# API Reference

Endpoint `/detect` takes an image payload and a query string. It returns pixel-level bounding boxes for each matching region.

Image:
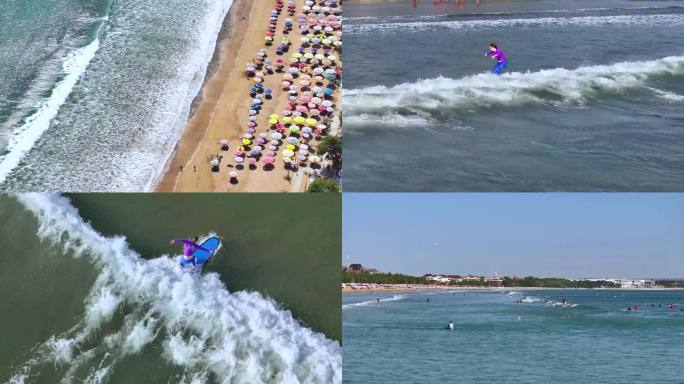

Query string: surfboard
[193,236,221,267]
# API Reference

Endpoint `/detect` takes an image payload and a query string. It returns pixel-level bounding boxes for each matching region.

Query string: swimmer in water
[486,43,508,75]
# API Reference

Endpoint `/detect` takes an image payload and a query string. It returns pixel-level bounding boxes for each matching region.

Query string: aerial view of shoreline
[0,0,341,192]
[158,0,343,192]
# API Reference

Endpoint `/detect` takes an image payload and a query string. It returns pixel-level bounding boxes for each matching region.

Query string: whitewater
[344,56,684,126]
[0,0,234,191]
[9,194,342,384]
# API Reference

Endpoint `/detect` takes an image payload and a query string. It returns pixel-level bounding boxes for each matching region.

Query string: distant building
[490,273,503,287]
[343,264,380,274]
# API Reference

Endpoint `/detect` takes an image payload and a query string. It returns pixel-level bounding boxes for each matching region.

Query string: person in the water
[170,236,210,268]
[486,43,508,75]
[446,321,454,330]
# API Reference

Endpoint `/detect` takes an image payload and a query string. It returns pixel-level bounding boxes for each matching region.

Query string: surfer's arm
[170,239,192,246]
[190,242,211,253]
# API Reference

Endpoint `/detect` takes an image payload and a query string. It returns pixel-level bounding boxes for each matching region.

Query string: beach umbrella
[263,156,274,164]
[246,128,256,134]
[305,118,317,126]
[287,137,299,145]
[269,145,278,151]
[300,144,310,151]
[293,116,306,124]
[266,150,276,157]
[286,144,296,151]
[257,138,266,146]
[283,157,292,164]
[289,125,300,133]
[302,127,313,135]
[283,149,295,157]
[233,150,244,157]
[298,149,309,156]
[229,171,238,178]
[219,139,229,146]
[281,81,291,87]
[234,157,244,163]
[317,124,327,130]
[271,132,283,140]
[322,100,333,107]
[242,139,251,145]
[243,133,253,139]
[282,73,294,81]
[324,88,334,95]
[269,118,278,125]
[309,155,321,163]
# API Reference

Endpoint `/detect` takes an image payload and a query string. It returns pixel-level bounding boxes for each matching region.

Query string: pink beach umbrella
[262,156,275,164]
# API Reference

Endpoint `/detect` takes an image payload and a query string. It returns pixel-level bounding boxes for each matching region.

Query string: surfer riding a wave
[170,236,210,268]
[486,43,508,75]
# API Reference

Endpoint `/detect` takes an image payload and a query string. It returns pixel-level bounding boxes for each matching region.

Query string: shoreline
[342,284,684,294]
[157,0,343,192]
[156,0,255,192]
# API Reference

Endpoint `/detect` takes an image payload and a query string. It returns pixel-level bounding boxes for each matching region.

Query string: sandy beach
[157,0,342,192]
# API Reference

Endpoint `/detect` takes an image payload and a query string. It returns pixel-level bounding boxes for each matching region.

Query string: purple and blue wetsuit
[486,48,508,75]
[172,239,210,267]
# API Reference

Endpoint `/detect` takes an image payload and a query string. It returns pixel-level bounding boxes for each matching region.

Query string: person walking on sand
[486,43,508,75]
[170,236,210,268]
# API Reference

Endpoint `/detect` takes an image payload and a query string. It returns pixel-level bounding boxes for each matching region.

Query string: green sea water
[0,194,341,383]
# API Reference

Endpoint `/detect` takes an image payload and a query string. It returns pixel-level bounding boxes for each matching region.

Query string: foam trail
[342,295,406,310]
[344,56,684,125]
[13,194,341,384]
[345,13,684,34]
[0,36,101,184]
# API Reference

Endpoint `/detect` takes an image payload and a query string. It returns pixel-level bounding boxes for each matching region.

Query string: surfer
[170,237,210,268]
[446,321,454,330]
[485,43,508,75]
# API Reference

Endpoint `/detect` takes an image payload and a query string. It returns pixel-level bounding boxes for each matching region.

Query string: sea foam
[12,193,341,384]
[345,13,684,34]
[344,56,684,126]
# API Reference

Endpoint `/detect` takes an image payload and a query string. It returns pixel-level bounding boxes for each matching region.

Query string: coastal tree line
[343,272,620,288]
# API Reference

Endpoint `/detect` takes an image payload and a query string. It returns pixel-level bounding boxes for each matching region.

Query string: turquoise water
[343,289,684,383]
[0,0,233,191]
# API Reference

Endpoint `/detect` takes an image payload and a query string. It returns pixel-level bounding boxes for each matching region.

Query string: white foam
[520,296,540,303]
[342,294,406,310]
[652,88,684,101]
[0,37,101,184]
[344,56,684,122]
[345,13,684,34]
[13,193,341,384]
[145,0,235,191]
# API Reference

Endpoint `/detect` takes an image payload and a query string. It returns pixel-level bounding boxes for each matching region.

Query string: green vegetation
[317,136,342,169]
[503,276,619,288]
[655,279,684,288]
[317,136,342,156]
[307,178,340,192]
[342,271,425,285]
[342,272,621,288]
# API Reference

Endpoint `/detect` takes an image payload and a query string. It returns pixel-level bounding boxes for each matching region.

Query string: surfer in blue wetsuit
[170,236,210,268]
[486,43,508,75]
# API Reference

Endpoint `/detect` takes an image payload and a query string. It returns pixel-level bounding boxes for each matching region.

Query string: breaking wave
[342,295,406,310]
[345,13,684,34]
[344,56,684,126]
[10,194,341,384]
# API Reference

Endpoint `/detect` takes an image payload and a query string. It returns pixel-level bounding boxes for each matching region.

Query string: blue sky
[343,194,684,278]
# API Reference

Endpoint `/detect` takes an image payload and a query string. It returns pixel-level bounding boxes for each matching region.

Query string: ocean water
[343,0,684,191]
[343,289,684,383]
[0,0,233,191]
[0,194,342,383]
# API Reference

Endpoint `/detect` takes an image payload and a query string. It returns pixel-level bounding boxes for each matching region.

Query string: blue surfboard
[193,236,221,267]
